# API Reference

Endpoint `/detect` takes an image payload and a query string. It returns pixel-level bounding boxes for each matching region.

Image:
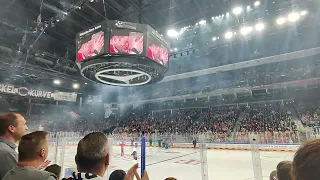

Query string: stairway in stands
[288,107,313,142]
[289,107,305,131]
[230,111,246,137]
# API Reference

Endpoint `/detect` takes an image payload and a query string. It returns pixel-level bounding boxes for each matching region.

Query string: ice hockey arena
[0,0,320,180]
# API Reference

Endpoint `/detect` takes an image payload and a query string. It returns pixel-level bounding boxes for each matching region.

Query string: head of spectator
[276,161,292,180]
[292,139,320,180]
[269,170,277,180]
[0,113,28,143]
[75,132,109,178]
[17,131,49,168]
[45,164,61,180]
[2,131,56,180]
[109,170,126,180]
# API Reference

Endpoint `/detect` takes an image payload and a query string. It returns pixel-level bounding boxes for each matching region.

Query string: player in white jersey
[131,143,138,160]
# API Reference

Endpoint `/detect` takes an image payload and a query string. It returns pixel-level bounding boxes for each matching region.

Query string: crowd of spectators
[295,101,320,127]
[20,104,301,144]
[235,106,298,143]
[115,108,239,135]
[237,107,296,132]
[114,106,300,144]
[11,100,310,145]
[131,61,320,100]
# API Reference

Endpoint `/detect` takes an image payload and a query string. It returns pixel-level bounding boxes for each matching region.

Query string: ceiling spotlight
[300,10,307,16]
[174,48,178,52]
[254,1,260,7]
[89,0,94,2]
[73,83,80,89]
[199,20,207,25]
[167,29,179,38]
[53,79,61,85]
[276,17,286,25]
[212,37,217,41]
[240,26,253,36]
[247,6,251,11]
[232,7,243,15]
[288,12,300,22]
[224,31,233,39]
[255,23,265,31]
[226,12,230,17]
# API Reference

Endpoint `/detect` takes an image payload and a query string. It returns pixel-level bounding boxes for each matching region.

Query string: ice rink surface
[50,145,295,180]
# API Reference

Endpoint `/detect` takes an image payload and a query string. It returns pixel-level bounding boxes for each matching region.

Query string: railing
[48,130,320,146]
[111,130,306,145]
[46,130,320,180]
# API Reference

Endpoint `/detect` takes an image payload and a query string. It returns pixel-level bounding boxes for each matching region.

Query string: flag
[68,111,80,120]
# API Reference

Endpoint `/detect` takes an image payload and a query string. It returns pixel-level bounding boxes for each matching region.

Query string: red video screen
[77,31,105,62]
[109,30,144,55]
[147,35,169,66]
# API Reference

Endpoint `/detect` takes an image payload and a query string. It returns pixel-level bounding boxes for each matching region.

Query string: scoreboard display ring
[79,55,166,86]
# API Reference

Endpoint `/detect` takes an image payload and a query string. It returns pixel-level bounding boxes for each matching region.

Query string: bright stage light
[232,7,243,15]
[167,29,179,38]
[212,37,217,41]
[276,17,286,25]
[255,23,265,31]
[240,26,253,36]
[288,12,300,22]
[224,31,233,39]
[73,83,80,89]
[226,12,230,17]
[300,10,307,16]
[199,20,207,25]
[254,1,260,7]
[174,48,178,52]
[53,79,61,85]
[247,6,251,11]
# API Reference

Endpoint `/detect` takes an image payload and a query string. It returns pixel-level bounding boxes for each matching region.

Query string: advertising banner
[0,83,77,102]
[52,92,77,102]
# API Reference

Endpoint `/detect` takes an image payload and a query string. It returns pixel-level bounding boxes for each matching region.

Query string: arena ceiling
[0,0,317,92]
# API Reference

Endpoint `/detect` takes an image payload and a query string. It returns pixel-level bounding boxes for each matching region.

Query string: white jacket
[62,172,104,180]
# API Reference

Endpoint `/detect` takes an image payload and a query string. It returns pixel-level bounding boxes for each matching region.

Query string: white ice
[49,145,294,180]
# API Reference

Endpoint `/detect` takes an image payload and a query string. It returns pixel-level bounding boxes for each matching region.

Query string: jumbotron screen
[76,20,170,71]
[147,34,169,66]
[77,30,105,62]
[109,30,144,55]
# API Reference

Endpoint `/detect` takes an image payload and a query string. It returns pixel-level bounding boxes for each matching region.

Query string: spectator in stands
[276,161,292,180]
[292,139,320,180]
[269,170,277,180]
[2,131,56,180]
[0,113,28,180]
[64,132,149,180]
[45,164,61,180]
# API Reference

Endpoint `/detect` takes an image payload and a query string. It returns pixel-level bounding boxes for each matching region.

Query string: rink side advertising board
[0,83,77,102]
